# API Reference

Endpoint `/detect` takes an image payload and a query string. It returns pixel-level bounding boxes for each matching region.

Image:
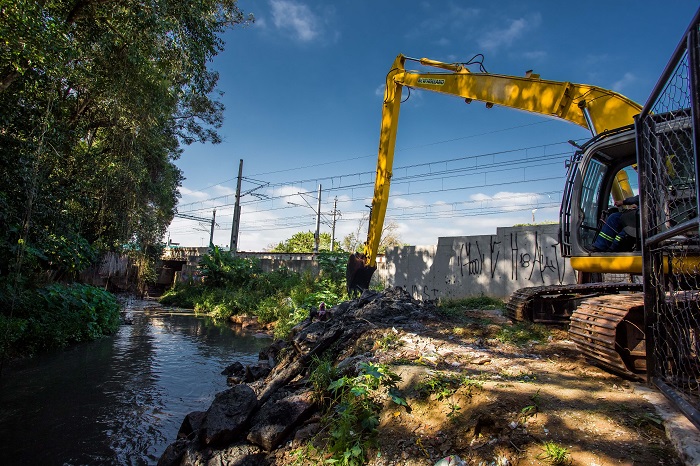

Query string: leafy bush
[1,283,120,357]
[160,248,349,339]
[199,246,262,287]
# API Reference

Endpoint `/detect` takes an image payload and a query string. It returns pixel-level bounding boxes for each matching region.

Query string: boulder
[245,362,271,382]
[199,385,258,448]
[178,411,206,440]
[246,389,316,451]
[221,361,245,377]
[157,438,189,466]
[181,442,268,466]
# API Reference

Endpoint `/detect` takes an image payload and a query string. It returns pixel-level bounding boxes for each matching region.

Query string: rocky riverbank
[158,287,684,466]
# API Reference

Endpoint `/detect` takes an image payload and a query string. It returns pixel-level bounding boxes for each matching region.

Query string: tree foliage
[270,231,334,253]
[0,0,251,280]
[0,1,251,358]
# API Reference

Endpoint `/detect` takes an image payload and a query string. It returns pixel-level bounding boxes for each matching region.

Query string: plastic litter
[434,455,466,466]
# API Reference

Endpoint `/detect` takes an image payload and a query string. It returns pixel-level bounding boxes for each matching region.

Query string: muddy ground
[269,304,683,466]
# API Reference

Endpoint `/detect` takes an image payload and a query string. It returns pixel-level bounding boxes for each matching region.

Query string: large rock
[157,439,189,466]
[178,411,206,440]
[199,385,258,448]
[181,442,268,466]
[246,389,316,451]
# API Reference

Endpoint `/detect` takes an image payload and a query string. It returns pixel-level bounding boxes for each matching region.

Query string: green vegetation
[437,296,504,318]
[160,248,349,339]
[0,1,250,360]
[496,322,550,346]
[416,371,482,401]
[1,283,120,357]
[270,232,333,253]
[539,441,571,465]
[319,362,407,465]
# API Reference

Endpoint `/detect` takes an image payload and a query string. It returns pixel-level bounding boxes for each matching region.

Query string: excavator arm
[347,54,642,294]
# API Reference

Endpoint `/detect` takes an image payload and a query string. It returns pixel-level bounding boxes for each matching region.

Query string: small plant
[519,389,541,424]
[447,402,461,420]
[376,331,401,350]
[322,362,407,465]
[539,441,570,465]
[308,354,338,407]
[416,372,482,402]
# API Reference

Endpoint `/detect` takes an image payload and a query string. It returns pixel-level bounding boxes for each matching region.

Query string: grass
[540,441,570,465]
[416,371,483,401]
[495,322,550,346]
[437,296,504,319]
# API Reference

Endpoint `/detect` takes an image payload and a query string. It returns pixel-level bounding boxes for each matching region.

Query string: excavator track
[505,282,643,324]
[568,293,646,380]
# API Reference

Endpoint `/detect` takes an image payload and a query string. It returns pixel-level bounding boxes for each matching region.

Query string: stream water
[0,301,271,465]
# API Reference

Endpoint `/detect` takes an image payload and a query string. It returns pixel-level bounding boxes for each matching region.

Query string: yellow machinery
[349,10,700,425]
[347,53,642,294]
[348,38,699,382]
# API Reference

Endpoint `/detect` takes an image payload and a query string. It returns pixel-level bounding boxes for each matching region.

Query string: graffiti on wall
[510,231,567,285]
[447,231,567,285]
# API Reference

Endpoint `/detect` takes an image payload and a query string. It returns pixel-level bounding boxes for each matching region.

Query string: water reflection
[0,303,270,465]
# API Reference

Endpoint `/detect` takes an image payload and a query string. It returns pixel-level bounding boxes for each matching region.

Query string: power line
[176,144,570,212]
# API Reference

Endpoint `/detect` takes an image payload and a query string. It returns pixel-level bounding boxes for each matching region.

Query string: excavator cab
[561,110,697,272]
[560,127,642,268]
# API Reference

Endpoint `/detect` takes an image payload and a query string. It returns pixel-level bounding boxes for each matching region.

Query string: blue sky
[167,0,698,250]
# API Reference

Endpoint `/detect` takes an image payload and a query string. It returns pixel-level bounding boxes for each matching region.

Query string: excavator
[347,8,700,387]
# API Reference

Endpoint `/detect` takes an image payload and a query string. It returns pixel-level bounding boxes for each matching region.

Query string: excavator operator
[591,195,639,252]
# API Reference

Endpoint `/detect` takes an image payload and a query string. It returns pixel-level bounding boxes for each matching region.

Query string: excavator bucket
[346,252,376,295]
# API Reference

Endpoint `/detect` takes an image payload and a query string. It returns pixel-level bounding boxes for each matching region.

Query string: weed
[631,412,664,429]
[321,362,407,465]
[376,331,401,350]
[539,441,570,465]
[308,354,338,407]
[416,371,482,402]
[519,390,542,424]
[447,403,461,421]
[437,296,504,320]
[496,322,550,346]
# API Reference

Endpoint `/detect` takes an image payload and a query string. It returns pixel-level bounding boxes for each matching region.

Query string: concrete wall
[383,224,576,300]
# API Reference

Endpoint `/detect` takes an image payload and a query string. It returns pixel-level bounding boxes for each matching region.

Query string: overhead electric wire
[178,152,568,214]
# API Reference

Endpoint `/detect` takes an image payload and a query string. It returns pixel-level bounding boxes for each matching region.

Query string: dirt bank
[161,288,685,466]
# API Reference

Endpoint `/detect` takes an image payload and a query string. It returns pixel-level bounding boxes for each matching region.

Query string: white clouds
[522,50,547,61]
[213,185,236,196]
[269,0,323,42]
[479,13,542,51]
[468,191,542,212]
[611,72,637,93]
[392,197,416,208]
[374,84,386,98]
[179,186,209,200]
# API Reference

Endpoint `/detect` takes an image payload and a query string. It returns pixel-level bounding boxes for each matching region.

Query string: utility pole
[314,184,321,253]
[331,197,339,252]
[230,159,243,254]
[209,209,216,246]
[314,184,322,253]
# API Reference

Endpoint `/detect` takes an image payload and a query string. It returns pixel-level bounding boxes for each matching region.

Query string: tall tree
[0,0,251,279]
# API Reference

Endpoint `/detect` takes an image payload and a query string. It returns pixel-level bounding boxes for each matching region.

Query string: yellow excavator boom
[347,54,642,293]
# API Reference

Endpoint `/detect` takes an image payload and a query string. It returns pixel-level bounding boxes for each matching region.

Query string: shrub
[1,283,120,356]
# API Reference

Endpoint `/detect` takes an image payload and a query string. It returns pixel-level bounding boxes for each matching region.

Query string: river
[0,301,271,465]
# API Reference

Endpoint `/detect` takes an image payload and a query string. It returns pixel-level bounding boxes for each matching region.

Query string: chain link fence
[637,11,700,428]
